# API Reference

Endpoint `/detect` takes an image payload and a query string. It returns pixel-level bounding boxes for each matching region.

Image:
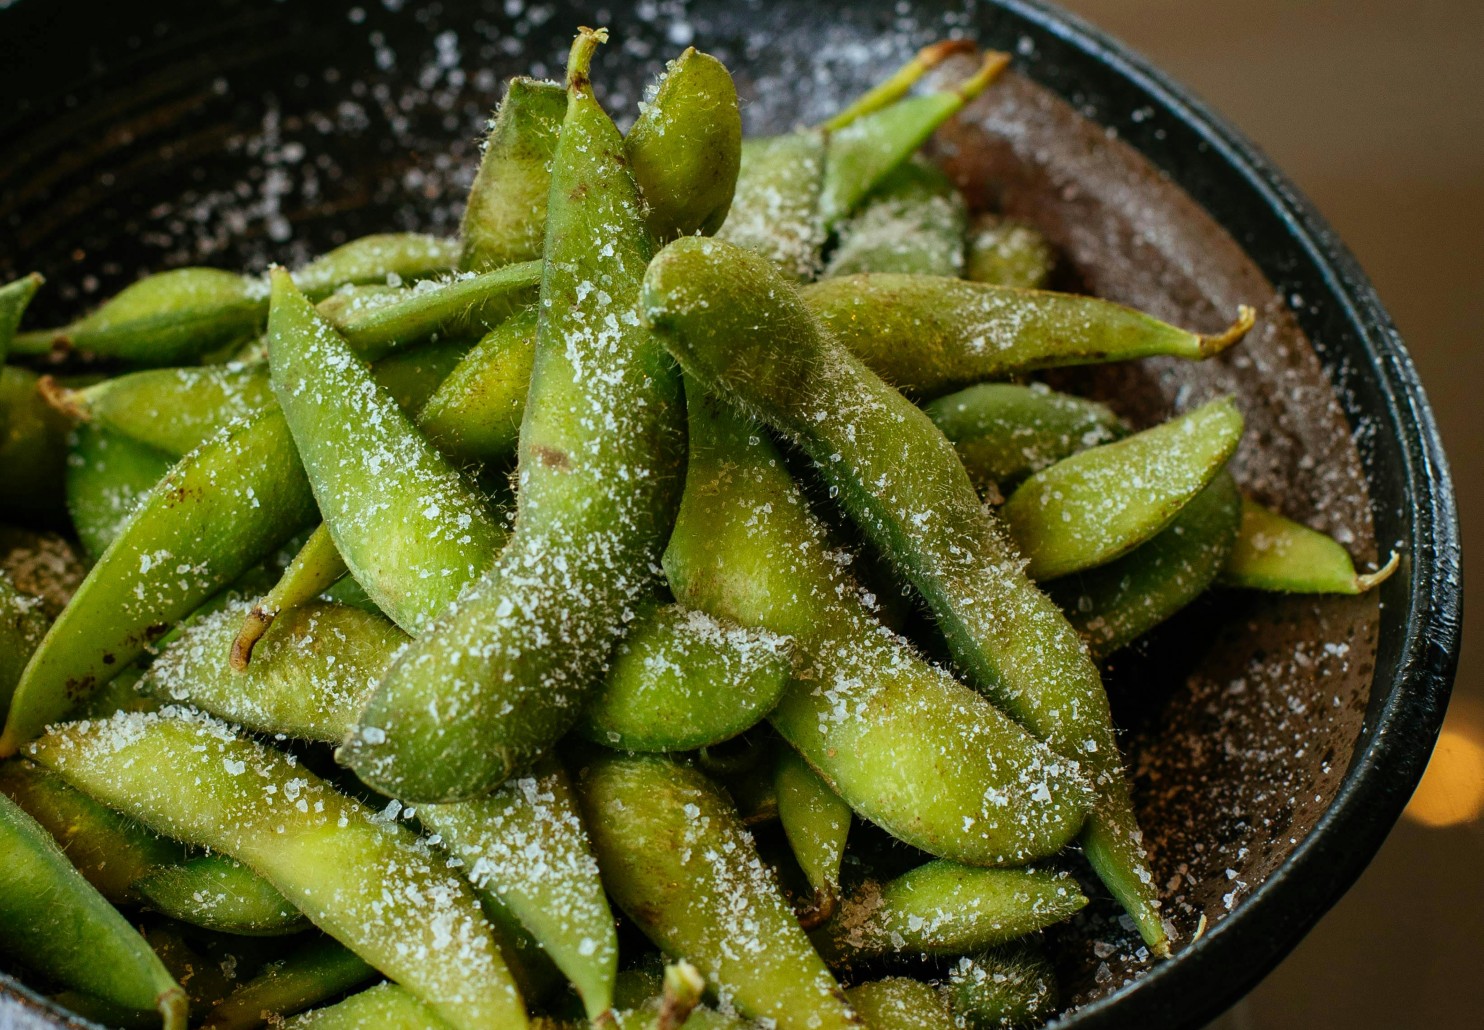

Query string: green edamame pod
[202,937,377,1030]
[1221,496,1399,594]
[823,157,968,278]
[267,270,506,634]
[0,366,70,527]
[1,577,47,718]
[461,78,568,272]
[292,233,460,299]
[1001,397,1245,581]
[0,792,187,1029]
[642,237,1166,956]
[29,709,529,1030]
[801,274,1254,396]
[324,261,541,362]
[965,214,1057,289]
[67,363,275,458]
[774,748,851,927]
[419,756,617,1022]
[924,382,1123,493]
[64,424,176,560]
[577,751,858,1029]
[818,51,1008,227]
[845,978,957,1029]
[1,409,318,754]
[135,854,309,936]
[716,132,829,280]
[418,305,538,468]
[0,273,43,362]
[0,757,184,901]
[625,48,742,241]
[345,29,686,802]
[820,40,977,132]
[577,602,792,752]
[811,859,1086,965]
[1051,472,1242,659]
[664,397,1090,866]
[285,982,453,1029]
[945,946,1058,1030]
[150,600,405,741]
[9,268,264,366]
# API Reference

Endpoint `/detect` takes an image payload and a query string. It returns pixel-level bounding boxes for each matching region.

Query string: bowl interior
[0,1,1452,1028]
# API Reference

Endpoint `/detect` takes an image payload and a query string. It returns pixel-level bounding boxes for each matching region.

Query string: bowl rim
[0,1,1463,1028]
[982,0,1461,1025]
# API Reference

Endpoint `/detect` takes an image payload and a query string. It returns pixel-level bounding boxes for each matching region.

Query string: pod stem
[567,26,609,92]
[1199,304,1257,357]
[158,986,189,1030]
[954,49,1012,103]
[7,328,68,358]
[820,38,977,131]
[35,375,90,421]
[229,605,277,673]
[656,961,705,1030]
[1355,550,1401,592]
[795,885,839,931]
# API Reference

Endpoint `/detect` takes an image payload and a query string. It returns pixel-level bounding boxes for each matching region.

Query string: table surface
[1059,2,1484,1026]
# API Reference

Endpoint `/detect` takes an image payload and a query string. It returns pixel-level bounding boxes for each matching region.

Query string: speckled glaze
[0,1,1459,1028]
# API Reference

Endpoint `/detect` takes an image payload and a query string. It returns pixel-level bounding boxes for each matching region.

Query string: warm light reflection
[1404,701,1484,829]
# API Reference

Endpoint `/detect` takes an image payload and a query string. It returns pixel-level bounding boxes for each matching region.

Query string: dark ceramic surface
[0,1,1459,1027]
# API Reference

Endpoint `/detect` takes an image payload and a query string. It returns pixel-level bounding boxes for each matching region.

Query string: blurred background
[1054,1,1481,1025]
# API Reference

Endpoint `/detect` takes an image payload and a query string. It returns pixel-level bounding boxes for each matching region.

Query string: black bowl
[0,1,1460,1027]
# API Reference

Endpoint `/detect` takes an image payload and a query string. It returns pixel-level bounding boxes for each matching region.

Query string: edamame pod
[576,750,859,1029]
[1,410,318,753]
[1001,397,1245,580]
[0,757,183,901]
[345,29,687,802]
[267,270,506,634]
[64,363,275,458]
[1050,472,1242,659]
[0,792,187,1029]
[324,260,541,361]
[716,132,829,280]
[801,274,1254,396]
[10,268,264,366]
[965,215,1057,289]
[150,600,405,741]
[945,946,1058,1030]
[1,576,46,718]
[0,366,70,527]
[292,233,460,299]
[818,51,1008,227]
[844,978,957,1029]
[642,237,1167,955]
[811,860,1086,965]
[460,78,568,272]
[576,602,792,752]
[923,382,1122,493]
[285,982,454,1029]
[418,305,538,468]
[419,757,617,1022]
[1221,496,1399,594]
[0,272,43,362]
[29,709,529,1030]
[202,937,377,1030]
[823,157,968,278]
[64,424,176,560]
[625,48,742,241]
[664,397,1091,866]
[775,748,851,927]
[135,854,309,936]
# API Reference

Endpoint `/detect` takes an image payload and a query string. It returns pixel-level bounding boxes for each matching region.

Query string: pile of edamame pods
[0,25,1399,1030]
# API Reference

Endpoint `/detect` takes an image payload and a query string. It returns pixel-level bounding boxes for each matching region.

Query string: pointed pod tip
[36,374,89,422]
[1201,304,1257,356]
[917,38,977,68]
[1356,550,1401,592]
[955,49,1012,102]
[230,607,275,673]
